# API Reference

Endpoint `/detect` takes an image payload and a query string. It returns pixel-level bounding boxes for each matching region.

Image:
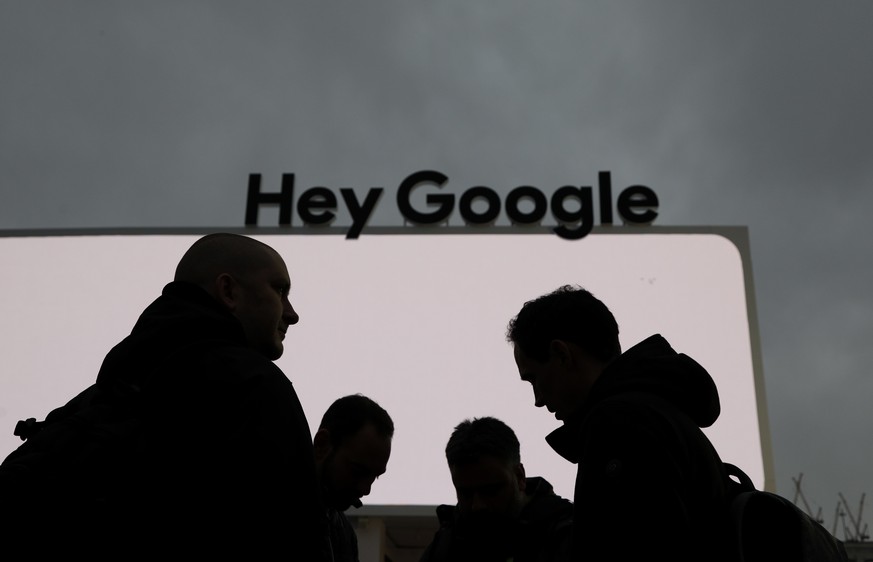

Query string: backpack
[724,462,849,562]
[0,378,147,530]
[601,391,849,561]
[0,339,225,513]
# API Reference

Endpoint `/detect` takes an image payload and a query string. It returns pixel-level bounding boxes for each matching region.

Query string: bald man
[1,233,329,559]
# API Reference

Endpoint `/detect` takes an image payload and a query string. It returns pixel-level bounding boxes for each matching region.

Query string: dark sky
[1,1,871,535]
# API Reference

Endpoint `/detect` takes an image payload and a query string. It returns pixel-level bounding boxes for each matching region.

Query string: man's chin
[267,343,284,361]
[557,408,583,425]
[334,499,361,512]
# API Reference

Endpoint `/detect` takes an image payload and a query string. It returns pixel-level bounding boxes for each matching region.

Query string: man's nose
[284,300,300,325]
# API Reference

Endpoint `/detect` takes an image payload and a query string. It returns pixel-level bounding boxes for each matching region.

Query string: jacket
[327,507,360,562]
[420,476,573,562]
[546,334,731,562]
[2,281,329,560]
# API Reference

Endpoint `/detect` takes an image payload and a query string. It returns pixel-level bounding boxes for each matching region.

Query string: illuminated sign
[0,228,771,504]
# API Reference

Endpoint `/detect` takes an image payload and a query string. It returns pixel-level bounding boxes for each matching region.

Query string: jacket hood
[95,281,247,388]
[585,334,721,428]
[546,334,721,464]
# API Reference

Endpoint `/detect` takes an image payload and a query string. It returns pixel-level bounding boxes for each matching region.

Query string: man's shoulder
[420,506,459,562]
[329,507,355,526]
[435,503,458,526]
[525,476,568,501]
[523,477,573,522]
[327,508,360,562]
[141,340,301,422]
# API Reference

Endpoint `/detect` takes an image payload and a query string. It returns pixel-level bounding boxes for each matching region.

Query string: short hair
[319,394,394,448]
[445,417,520,467]
[506,284,621,363]
[174,233,278,288]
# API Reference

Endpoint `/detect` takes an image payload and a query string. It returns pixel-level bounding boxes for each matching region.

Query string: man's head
[314,394,393,511]
[174,233,299,360]
[507,285,621,422]
[445,417,527,518]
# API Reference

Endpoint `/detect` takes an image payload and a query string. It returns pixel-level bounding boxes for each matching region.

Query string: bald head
[175,233,279,291]
[175,234,299,359]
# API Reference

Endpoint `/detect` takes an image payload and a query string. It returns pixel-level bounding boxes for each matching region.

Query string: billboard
[0,227,771,505]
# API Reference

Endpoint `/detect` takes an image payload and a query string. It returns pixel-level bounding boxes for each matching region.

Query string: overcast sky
[2,1,871,538]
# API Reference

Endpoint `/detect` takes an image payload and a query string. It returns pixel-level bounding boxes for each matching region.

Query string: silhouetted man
[314,394,394,562]
[1,233,329,559]
[507,285,731,562]
[420,417,573,562]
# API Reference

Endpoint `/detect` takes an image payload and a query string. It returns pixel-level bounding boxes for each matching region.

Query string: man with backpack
[1,233,330,560]
[507,285,732,561]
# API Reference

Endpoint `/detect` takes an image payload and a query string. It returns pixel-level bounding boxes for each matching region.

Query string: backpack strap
[13,418,43,441]
[723,462,756,493]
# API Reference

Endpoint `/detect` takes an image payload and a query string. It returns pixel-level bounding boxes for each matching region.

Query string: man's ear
[214,273,238,311]
[515,462,527,493]
[313,428,333,464]
[549,340,571,365]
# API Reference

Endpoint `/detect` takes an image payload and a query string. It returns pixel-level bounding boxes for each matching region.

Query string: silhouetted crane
[792,473,869,542]
[792,473,824,524]
[838,492,868,542]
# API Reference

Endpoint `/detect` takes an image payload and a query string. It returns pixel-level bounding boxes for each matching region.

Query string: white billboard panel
[0,229,770,505]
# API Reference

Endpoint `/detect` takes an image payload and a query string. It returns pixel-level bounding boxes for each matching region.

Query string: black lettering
[505,186,547,224]
[245,171,658,237]
[297,187,337,225]
[396,170,454,224]
[617,185,659,224]
[245,173,294,225]
[551,186,594,240]
[598,171,613,225]
[459,186,501,225]
[341,187,384,240]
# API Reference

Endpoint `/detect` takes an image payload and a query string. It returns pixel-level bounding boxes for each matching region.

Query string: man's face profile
[231,250,299,360]
[514,344,575,421]
[514,341,601,422]
[318,423,391,511]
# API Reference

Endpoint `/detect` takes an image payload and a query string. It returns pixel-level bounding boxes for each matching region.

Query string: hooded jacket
[546,334,730,562]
